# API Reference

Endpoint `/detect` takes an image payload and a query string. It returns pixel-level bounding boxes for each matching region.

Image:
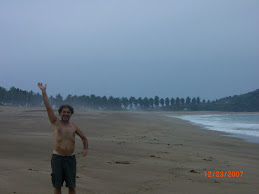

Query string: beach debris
[115,161,131,164]
[28,168,39,172]
[203,158,212,161]
[190,169,199,173]
[76,176,79,178]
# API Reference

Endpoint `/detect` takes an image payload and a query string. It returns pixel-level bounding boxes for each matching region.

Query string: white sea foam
[169,114,259,140]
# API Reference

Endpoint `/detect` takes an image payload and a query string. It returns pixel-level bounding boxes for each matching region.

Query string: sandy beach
[0,106,258,194]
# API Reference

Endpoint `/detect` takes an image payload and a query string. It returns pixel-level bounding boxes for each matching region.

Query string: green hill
[204,89,259,112]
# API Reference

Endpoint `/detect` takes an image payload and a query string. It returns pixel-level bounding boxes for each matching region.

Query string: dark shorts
[51,154,76,188]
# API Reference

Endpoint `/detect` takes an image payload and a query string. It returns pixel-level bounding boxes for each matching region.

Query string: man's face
[60,108,72,122]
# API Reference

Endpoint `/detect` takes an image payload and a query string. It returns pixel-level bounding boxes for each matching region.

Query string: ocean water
[170,114,259,144]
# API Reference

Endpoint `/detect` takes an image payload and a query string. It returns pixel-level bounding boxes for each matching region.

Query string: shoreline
[164,112,259,144]
[0,107,259,193]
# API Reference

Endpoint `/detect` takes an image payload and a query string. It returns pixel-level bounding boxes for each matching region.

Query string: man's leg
[69,188,76,194]
[54,187,61,194]
[51,155,64,194]
[64,156,76,193]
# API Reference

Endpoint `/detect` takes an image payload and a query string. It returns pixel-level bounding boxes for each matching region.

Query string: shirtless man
[38,83,88,194]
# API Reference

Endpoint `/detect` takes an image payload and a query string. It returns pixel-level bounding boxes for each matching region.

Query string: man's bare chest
[53,123,76,139]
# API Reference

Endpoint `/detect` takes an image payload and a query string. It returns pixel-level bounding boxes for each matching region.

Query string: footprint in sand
[158,151,169,154]
[196,152,201,157]
[80,165,87,169]
[118,141,127,144]
[190,169,200,174]
[150,155,161,158]
[203,157,213,161]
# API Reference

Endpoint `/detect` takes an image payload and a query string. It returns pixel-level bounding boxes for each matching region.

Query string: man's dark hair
[58,104,74,114]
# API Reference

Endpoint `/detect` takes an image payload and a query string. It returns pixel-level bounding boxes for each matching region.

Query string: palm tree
[170,98,175,106]
[191,97,196,104]
[90,94,96,109]
[154,96,159,108]
[133,98,138,109]
[160,98,165,107]
[143,97,149,108]
[71,95,79,108]
[186,96,191,105]
[149,98,154,108]
[8,86,18,105]
[138,97,144,108]
[176,97,180,106]
[27,90,34,106]
[95,96,102,109]
[65,94,72,105]
[108,96,114,109]
[114,97,122,110]
[31,92,42,107]
[197,97,201,104]
[129,97,135,109]
[0,87,7,104]
[122,97,129,109]
[165,98,170,107]
[180,98,185,105]
[101,96,108,109]
[55,94,63,107]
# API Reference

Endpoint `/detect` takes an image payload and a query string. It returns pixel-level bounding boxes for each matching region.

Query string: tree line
[0,86,211,110]
[1,86,258,112]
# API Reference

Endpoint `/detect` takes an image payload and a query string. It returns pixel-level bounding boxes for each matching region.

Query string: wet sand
[0,106,258,193]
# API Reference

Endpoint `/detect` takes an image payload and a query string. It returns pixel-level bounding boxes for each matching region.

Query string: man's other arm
[75,124,88,156]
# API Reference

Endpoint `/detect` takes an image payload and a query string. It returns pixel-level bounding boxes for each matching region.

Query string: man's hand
[38,82,46,91]
[79,149,88,157]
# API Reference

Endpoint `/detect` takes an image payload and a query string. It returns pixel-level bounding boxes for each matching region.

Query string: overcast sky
[0,0,258,100]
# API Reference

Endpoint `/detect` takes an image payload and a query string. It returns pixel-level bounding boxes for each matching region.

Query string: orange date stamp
[204,171,243,177]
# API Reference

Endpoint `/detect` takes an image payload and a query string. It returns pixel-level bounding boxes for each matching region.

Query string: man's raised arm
[38,82,57,124]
